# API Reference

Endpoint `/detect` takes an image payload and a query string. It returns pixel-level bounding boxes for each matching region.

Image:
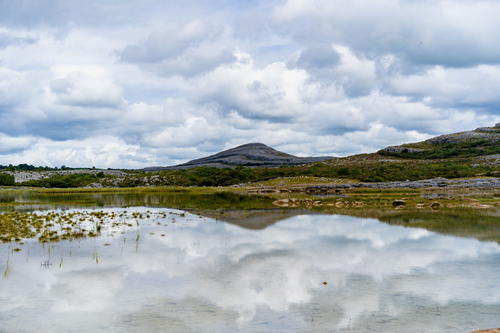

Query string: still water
[1,204,499,332]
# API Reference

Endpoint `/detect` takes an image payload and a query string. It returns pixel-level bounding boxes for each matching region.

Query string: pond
[0,192,499,332]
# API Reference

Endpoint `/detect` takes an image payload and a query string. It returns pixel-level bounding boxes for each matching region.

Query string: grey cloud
[297,43,340,69]
[24,119,116,141]
[0,133,35,154]
[49,77,124,109]
[294,44,377,97]
[387,65,500,113]
[120,26,207,63]
[274,0,500,68]
[120,22,236,77]
[148,47,235,77]
[0,32,37,48]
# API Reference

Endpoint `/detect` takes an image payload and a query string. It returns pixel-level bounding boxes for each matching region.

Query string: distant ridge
[379,123,500,158]
[144,143,333,171]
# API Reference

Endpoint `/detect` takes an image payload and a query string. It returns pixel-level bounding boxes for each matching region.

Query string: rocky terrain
[5,169,126,183]
[144,143,333,171]
[303,177,500,191]
[380,123,500,157]
[244,177,500,195]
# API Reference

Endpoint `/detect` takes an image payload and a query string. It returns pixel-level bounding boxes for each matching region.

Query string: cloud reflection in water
[1,208,499,332]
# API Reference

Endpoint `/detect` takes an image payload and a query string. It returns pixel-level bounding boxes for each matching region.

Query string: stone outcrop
[303,177,500,191]
[426,128,500,144]
[272,198,364,208]
[6,169,126,183]
[380,146,425,154]
[392,200,406,207]
[379,123,500,155]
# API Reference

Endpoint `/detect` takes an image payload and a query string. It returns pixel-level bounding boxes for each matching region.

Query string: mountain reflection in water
[1,207,499,332]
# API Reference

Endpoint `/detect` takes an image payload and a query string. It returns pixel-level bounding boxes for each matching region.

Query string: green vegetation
[0,173,15,186]
[165,166,258,186]
[11,158,496,188]
[380,138,500,159]
[144,160,497,185]
[0,209,171,243]
[0,163,71,171]
[20,173,106,188]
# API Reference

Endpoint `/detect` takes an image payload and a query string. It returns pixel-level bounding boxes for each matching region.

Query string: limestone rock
[392,200,406,207]
[430,202,440,209]
[380,146,426,154]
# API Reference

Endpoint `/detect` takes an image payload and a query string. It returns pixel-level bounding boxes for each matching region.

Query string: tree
[0,173,15,186]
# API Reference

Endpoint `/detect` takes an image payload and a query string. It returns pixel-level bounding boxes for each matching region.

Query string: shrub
[0,173,15,186]
[21,173,99,188]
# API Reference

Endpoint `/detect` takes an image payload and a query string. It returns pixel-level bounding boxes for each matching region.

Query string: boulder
[381,146,425,154]
[430,202,440,209]
[392,200,406,207]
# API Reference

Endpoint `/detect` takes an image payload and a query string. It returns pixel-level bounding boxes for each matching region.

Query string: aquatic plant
[0,209,173,244]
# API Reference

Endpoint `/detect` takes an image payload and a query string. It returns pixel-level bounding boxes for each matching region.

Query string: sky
[0,0,499,168]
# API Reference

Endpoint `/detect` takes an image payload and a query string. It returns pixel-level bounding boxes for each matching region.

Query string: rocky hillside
[379,123,500,159]
[144,143,332,171]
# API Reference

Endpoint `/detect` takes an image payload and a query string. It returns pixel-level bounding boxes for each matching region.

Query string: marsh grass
[0,209,179,243]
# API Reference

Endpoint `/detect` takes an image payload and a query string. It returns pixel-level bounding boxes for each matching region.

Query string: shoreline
[1,176,498,212]
[1,176,499,191]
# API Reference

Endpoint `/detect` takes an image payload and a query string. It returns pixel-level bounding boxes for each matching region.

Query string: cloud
[0,0,499,167]
[0,67,32,109]
[297,43,340,69]
[0,134,36,154]
[0,135,155,168]
[49,69,124,109]
[274,0,500,68]
[194,53,332,120]
[0,31,37,48]
[120,21,236,77]
[294,44,378,97]
[389,64,500,109]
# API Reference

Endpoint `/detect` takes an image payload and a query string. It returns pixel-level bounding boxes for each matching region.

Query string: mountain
[379,123,500,159]
[144,123,500,172]
[144,143,333,171]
